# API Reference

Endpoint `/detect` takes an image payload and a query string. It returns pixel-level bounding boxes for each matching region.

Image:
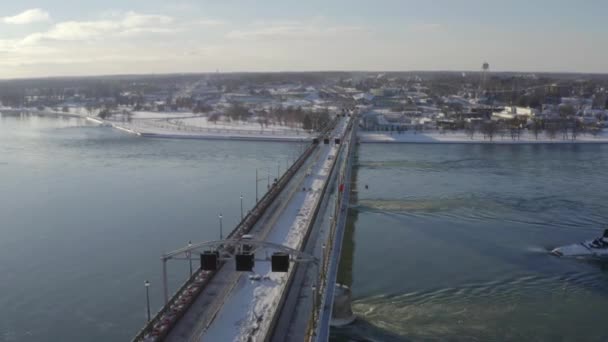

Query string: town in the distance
[2,66,608,144]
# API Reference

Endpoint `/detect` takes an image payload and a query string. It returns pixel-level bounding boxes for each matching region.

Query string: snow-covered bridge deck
[156,117,352,342]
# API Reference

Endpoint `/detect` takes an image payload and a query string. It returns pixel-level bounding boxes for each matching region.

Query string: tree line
[461,117,601,142]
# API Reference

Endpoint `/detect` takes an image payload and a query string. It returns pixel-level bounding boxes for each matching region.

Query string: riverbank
[105,121,310,142]
[110,115,311,142]
[2,108,313,142]
[358,130,608,144]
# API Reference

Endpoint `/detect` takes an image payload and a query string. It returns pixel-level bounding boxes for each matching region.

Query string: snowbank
[359,130,608,144]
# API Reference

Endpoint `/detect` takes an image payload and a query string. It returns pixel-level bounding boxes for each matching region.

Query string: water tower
[481,62,490,87]
[478,62,490,99]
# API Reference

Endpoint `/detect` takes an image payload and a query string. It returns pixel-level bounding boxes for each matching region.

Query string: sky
[0,0,607,78]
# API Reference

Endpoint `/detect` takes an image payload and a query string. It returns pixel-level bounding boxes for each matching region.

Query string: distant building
[492,106,535,120]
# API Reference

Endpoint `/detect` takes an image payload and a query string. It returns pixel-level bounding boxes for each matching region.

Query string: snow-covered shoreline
[358,131,608,144]
[112,113,312,142]
[138,132,309,142]
[2,108,313,142]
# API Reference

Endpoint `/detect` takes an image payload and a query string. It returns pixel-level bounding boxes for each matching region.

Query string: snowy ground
[105,113,312,142]
[359,130,608,144]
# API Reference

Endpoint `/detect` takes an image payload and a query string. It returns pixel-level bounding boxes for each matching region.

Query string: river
[333,143,608,341]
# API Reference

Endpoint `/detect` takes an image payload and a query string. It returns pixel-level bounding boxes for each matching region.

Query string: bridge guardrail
[305,118,357,341]
[265,118,348,342]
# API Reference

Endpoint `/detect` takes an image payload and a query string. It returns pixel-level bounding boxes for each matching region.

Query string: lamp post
[240,194,244,220]
[311,284,317,322]
[322,244,327,273]
[144,280,151,322]
[256,167,272,202]
[219,213,223,240]
[187,241,193,276]
[255,168,258,202]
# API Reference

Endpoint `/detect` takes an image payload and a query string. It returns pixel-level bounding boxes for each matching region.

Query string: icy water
[0,113,299,342]
[333,143,608,342]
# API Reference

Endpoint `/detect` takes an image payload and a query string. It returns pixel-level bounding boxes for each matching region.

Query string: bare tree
[98,108,111,119]
[571,119,581,141]
[546,122,558,140]
[465,123,476,140]
[509,126,517,141]
[208,113,220,124]
[499,122,508,140]
[531,119,542,140]
[85,103,97,117]
[559,104,576,117]
[560,120,569,140]
[481,121,498,141]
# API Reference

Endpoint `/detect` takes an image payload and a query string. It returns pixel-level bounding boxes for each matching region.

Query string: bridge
[133,113,357,342]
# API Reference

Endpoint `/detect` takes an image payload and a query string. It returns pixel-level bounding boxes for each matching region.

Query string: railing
[132,119,338,342]
[264,119,348,342]
[304,118,357,341]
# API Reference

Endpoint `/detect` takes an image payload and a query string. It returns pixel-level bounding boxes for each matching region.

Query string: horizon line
[2,69,608,82]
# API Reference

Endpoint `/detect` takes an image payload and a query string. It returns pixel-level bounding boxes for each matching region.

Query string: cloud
[121,12,173,29]
[226,20,365,40]
[408,23,443,33]
[2,8,50,24]
[196,19,225,26]
[21,12,176,44]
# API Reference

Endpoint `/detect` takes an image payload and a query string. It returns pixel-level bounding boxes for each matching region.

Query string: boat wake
[524,245,551,254]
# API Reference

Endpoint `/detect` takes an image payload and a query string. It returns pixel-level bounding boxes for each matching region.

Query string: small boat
[551,229,608,258]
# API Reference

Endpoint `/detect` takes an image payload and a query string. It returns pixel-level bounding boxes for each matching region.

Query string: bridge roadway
[165,117,350,342]
[315,120,357,340]
[269,117,355,342]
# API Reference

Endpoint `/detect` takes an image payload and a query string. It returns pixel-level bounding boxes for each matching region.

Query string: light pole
[240,195,244,220]
[219,213,223,240]
[256,167,272,202]
[255,168,258,202]
[322,244,327,273]
[187,241,193,277]
[144,280,151,322]
[311,284,317,322]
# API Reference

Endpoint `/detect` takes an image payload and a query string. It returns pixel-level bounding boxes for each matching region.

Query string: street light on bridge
[187,241,193,276]
[144,280,151,322]
[218,213,223,240]
[255,167,273,202]
[240,195,244,220]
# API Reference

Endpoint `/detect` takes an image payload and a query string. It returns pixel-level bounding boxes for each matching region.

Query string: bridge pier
[330,284,355,327]
[162,257,169,304]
